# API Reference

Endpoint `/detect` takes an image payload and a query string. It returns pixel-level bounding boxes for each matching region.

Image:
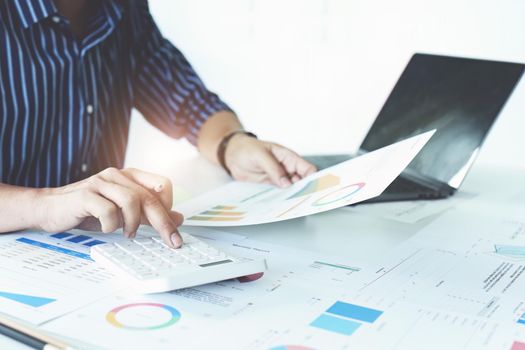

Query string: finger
[270,145,317,179]
[82,192,121,233]
[142,195,183,248]
[97,168,181,246]
[94,180,141,238]
[122,168,173,210]
[99,167,173,212]
[256,148,292,188]
[169,210,185,226]
[77,217,102,232]
[291,174,301,183]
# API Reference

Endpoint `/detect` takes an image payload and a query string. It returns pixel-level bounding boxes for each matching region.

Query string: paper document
[229,210,525,349]
[246,297,525,350]
[176,130,435,226]
[0,230,128,324]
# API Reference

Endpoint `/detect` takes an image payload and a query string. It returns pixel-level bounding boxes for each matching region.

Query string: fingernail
[280,176,292,188]
[154,184,164,192]
[171,233,182,248]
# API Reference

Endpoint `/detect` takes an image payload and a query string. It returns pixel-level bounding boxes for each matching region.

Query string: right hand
[35,167,183,248]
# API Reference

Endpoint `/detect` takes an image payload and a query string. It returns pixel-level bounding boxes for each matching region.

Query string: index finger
[142,195,182,248]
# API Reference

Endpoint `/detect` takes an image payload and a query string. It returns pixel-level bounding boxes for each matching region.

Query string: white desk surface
[2,159,524,349]
[169,157,525,262]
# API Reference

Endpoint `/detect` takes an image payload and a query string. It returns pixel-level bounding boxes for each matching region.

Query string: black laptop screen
[360,54,524,187]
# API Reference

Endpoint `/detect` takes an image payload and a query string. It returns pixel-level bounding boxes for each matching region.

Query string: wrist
[217,130,257,175]
[30,187,54,231]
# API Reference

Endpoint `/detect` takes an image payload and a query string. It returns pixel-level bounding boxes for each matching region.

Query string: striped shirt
[0,0,231,188]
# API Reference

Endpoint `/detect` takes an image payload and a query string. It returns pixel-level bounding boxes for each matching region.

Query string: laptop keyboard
[384,176,439,196]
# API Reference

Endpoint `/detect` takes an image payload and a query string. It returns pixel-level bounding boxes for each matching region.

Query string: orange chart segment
[287,174,341,200]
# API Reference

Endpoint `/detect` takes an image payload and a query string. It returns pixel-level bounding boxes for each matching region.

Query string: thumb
[257,149,292,188]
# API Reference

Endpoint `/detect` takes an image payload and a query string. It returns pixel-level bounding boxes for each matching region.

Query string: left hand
[224,134,317,188]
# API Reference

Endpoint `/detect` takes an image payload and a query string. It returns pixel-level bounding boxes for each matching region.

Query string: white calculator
[90,232,267,293]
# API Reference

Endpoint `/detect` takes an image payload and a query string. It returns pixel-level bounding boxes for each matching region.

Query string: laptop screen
[360,54,524,188]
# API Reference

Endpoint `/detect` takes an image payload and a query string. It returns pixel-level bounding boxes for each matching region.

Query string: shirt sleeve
[131,1,233,145]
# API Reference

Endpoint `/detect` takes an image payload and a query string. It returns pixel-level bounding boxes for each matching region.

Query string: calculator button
[135,272,159,280]
[119,245,143,253]
[96,244,117,252]
[133,238,153,244]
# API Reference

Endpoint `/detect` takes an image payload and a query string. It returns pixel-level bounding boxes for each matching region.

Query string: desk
[2,159,524,349]
[169,157,525,262]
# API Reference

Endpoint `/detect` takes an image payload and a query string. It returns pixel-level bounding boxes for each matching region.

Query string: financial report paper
[176,131,435,227]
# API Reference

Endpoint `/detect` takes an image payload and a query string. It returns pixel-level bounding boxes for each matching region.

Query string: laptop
[305,53,525,203]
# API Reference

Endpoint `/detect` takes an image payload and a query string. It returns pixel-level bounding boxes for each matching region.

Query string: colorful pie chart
[106,303,180,330]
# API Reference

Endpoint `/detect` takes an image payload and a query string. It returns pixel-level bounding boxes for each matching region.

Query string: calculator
[90,232,267,293]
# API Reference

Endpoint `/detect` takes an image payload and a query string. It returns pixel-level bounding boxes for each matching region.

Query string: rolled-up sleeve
[132,2,233,145]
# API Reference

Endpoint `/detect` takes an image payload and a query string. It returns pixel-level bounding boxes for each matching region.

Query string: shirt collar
[13,0,123,30]
[13,0,57,29]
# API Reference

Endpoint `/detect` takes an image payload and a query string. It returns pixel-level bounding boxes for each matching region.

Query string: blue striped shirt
[0,0,231,188]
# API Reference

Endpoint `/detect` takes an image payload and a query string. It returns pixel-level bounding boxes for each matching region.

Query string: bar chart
[51,232,106,248]
[310,301,383,336]
[188,205,246,222]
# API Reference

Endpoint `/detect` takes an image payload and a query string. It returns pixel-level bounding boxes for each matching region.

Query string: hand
[224,135,317,188]
[34,168,183,248]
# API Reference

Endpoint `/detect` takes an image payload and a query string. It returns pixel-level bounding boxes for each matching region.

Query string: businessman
[0,0,316,248]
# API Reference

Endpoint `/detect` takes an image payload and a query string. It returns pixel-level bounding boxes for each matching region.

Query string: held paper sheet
[176,130,435,226]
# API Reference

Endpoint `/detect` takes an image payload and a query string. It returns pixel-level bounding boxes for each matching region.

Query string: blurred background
[125,0,525,173]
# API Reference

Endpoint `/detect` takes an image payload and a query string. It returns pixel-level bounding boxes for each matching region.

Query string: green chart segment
[287,174,341,200]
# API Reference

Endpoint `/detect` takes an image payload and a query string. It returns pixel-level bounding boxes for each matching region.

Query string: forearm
[197,110,243,164]
[0,184,43,233]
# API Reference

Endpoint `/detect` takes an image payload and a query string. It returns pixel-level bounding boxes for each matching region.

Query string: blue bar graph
[326,301,383,323]
[310,314,361,336]
[66,235,91,243]
[51,232,73,239]
[83,240,105,247]
[16,238,93,261]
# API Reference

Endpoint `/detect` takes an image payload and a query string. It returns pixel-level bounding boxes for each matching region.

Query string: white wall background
[125,0,525,172]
